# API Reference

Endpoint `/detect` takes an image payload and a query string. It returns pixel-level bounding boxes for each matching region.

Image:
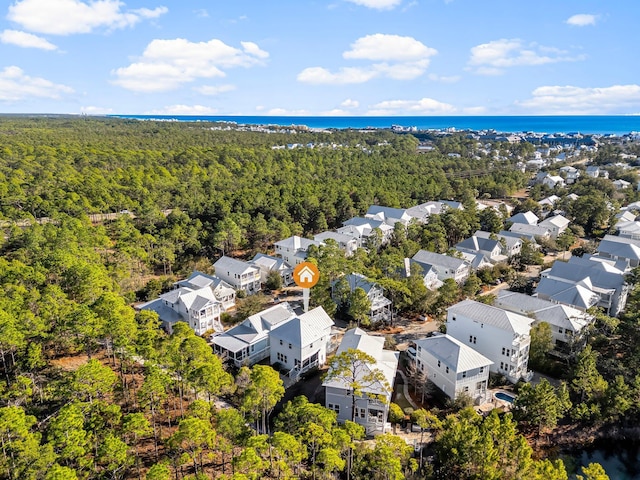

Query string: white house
[365,206,412,227]
[174,271,236,311]
[494,290,594,357]
[509,223,551,240]
[333,273,392,324]
[446,299,534,384]
[596,235,640,268]
[213,256,261,294]
[270,307,334,384]
[406,258,442,290]
[560,166,580,184]
[538,215,570,239]
[274,236,323,266]
[139,284,224,336]
[542,175,566,189]
[324,328,398,435]
[613,179,631,190]
[314,231,358,257]
[250,253,293,286]
[507,211,539,226]
[412,250,471,283]
[211,303,297,367]
[338,217,394,248]
[414,334,492,403]
[616,221,640,240]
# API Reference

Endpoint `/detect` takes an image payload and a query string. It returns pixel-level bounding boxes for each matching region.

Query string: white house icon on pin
[298,266,315,283]
[293,261,320,288]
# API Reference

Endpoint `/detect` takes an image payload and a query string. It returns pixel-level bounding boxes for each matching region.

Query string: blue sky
[0,0,639,116]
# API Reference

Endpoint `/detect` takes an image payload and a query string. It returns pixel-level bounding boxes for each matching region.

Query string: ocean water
[109,115,640,136]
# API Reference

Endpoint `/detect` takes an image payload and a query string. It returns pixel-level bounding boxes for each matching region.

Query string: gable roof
[412,250,469,271]
[314,231,357,245]
[508,211,539,225]
[475,230,522,249]
[456,235,502,253]
[535,278,600,310]
[539,215,570,229]
[597,238,640,261]
[213,256,259,276]
[448,299,534,335]
[270,307,334,346]
[495,290,593,332]
[251,253,291,272]
[415,334,493,373]
[509,223,551,237]
[274,235,322,251]
[323,327,398,396]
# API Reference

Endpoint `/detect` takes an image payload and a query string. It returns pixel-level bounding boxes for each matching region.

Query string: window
[476,381,484,390]
[500,362,504,370]
[280,340,283,345]
[464,386,469,392]
[502,347,506,355]
[356,408,366,419]
[462,371,467,378]
[558,328,563,333]
[446,366,449,373]
[437,360,441,368]
[277,352,288,363]
[469,335,473,343]
[480,366,484,373]
[328,403,340,414]
[289,343,292,349]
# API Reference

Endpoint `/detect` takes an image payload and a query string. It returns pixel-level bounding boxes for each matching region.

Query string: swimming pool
[495,392,516,403]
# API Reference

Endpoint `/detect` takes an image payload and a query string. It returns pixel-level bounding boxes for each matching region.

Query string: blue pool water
[495,392,516,403]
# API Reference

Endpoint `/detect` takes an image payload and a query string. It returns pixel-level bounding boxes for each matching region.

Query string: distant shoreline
[107,114,640,136]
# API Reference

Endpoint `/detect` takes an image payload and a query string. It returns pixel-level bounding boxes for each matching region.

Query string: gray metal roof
[507,211,539,225]
[412,250,468,270]
[415,334,493,373]
[447,299,534,335]
[213,256,259,275]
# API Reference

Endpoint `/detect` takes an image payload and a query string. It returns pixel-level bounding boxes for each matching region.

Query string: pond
[559,440,640,479]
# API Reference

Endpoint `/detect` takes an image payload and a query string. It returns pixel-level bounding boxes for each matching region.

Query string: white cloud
[468,38,584,75]
[194,9,209,18]
[297,66,378,85]
[299,34,437,85]
[7,0,168,35]
[341,98,359,108]
[112,38,268,92]
[428,73,461,83]
[367,97,456,115]
[80,105,113,114]
[344,0,402,10]
[516,85,640,114]
[194,84,236,95]
[0,29,57,50]
[265,108,310,116]
[0,66,74,101]
[566,14,598,27]
[147,104,218,115]
[344,34,437,62]
[321,109,351,116]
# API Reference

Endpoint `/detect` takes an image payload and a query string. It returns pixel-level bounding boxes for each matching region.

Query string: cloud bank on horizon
[0,0,637,116]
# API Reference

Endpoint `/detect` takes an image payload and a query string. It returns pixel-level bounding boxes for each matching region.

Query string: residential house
[538,215,570,239]
[213,256,261,294]
[333,273,392,324]
[314,231,358,257]
[536,259,629,316]
[274,236,323,266]
[559,166,580,184]
[406,201,446,222]
[365,206,412,227]
[446,299,534,384]
[455,235,507,264]
[474,231,522,257]
[412,250,471,283]
[414,334,492,403]
[211,303,297,367]
[439,200,465,211]
[616,221,640,240]
[596,235,640,268]
[507,211,539,226]
[586,166,609,179]
[542,174,566,189]
[494,290,593,356]
[509,223,551,240]
[615,210,636,224]
[538,195,560,209]
[174,271,236,311]
[270,307,335,384]
[338,217,394,247]
[406,258,442,290]
[324,328,398,434]
[613,179,631,190]
[250,253,294,286]
[139,284,223,336]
